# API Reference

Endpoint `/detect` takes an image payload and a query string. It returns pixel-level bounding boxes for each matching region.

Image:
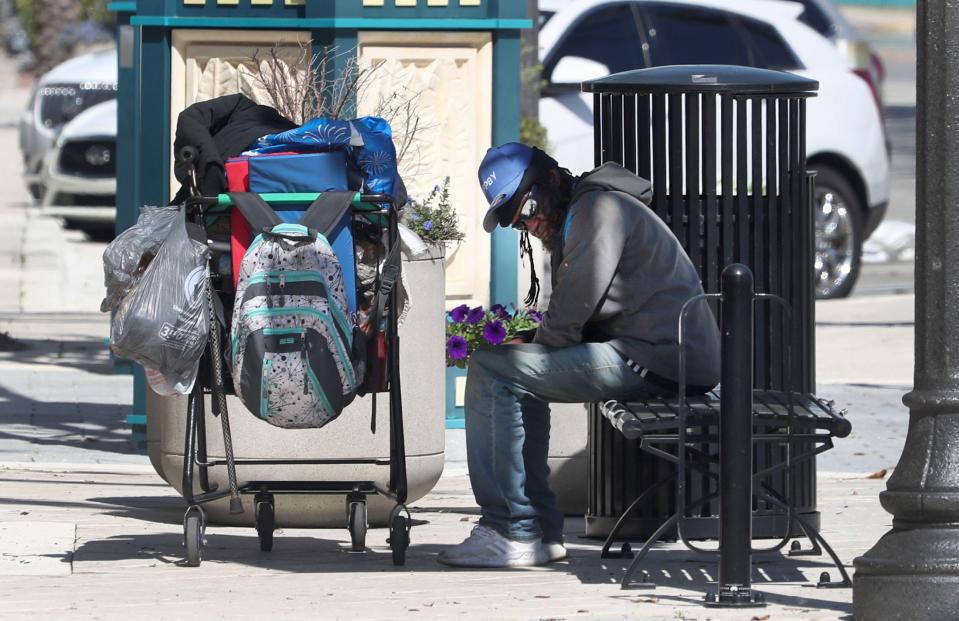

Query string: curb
[0,461,153,474]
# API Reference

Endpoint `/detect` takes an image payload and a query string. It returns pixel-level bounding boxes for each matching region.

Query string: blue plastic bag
[248,116,402,205]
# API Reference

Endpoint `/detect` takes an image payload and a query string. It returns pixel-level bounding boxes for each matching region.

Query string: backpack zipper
[260,358,272,419]
[246,270,331,285]
[238,308,356,391]
[301,332,309,395]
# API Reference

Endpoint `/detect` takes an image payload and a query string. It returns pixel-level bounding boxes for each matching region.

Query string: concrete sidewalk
[0,461,887,621]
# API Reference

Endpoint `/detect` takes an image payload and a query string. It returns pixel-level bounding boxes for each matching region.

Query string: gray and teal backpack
[229,192,365,429]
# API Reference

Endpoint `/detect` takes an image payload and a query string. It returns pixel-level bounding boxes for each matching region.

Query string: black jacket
[535,163,720,387]
[172,94,297,203]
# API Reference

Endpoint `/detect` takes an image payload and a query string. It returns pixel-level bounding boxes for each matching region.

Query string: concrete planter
[147,251,447,527]
[548,404,589,515]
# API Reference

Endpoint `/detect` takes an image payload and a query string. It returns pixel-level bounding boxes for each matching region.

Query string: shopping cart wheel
[389,514,409,566]
[183,506,205,567]
[255,495,275,552]
[348,500,367,552]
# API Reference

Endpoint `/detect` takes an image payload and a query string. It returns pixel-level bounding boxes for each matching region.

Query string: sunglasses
[511,185,541,231]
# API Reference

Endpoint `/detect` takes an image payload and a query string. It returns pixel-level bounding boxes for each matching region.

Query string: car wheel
[811,166,863,300]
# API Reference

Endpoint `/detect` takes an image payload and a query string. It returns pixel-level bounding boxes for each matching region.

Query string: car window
[740,17,803,70]
[38,83,117,130]
[639,4,752,67]
[546,4,645,79]
[790,0,836,38]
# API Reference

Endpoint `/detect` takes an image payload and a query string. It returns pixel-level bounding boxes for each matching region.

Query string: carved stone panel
[358,32,493,307]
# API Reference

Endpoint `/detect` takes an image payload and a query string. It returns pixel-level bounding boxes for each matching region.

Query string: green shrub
[520,116,548,151]
[402,177,465,246]
[16,0,113,48]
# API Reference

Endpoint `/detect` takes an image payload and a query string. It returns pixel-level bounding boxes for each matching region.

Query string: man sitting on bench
[438,142,721,569]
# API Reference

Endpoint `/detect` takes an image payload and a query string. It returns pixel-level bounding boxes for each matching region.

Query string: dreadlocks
[520,165,576,307]
[520,230,539,306]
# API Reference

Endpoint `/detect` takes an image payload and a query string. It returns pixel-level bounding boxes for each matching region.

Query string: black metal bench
[582,66,847,606]
[592,267,853,602]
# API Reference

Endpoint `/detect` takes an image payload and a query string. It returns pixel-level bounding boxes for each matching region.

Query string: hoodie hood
[534,159,720,388]
[571,162,652,206]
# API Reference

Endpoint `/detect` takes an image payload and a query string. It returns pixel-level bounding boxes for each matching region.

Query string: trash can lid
[582,65,819,95]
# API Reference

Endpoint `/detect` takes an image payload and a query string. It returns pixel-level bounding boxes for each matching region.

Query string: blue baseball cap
[478,142,535,232]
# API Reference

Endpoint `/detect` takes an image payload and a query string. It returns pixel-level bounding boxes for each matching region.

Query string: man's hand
[508,328,537,345]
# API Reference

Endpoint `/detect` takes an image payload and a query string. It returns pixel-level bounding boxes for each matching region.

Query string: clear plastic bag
[107,207,210,394]
[101,206,182,313]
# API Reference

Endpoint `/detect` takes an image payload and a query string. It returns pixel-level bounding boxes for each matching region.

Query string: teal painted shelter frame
[109,0,530,439]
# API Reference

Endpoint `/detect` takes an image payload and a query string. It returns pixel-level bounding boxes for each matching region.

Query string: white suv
[19,48,118,231]
[538,0,890,298]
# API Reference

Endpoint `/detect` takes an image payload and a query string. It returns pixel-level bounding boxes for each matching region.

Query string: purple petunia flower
[447,335,468,360]
[483,321,507,345]
[423,220,433,231]
[433,184,441,194]
[410,212,420,221]
[489,304,510,319]
[449,304,470,323]
[466,306,486,325]
[529,310,544,323]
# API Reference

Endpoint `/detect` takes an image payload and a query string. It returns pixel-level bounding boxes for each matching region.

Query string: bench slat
[604,389,850,440]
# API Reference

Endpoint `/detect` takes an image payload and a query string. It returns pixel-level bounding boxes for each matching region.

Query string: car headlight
[84,144,112,167]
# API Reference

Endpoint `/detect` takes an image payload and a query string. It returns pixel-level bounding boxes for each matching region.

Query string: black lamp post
[852,1,959,618]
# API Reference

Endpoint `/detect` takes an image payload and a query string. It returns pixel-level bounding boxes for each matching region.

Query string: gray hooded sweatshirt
[532,162,721,388]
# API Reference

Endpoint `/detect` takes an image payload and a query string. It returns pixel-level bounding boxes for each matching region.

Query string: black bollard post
[705,264,765,607]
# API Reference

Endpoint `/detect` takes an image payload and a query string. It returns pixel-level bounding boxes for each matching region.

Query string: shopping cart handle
[177,146,198,164]
[216,192,375,208]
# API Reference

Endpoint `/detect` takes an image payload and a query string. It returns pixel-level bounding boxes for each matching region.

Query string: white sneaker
[438,525,551,568]
[543,541,568,562]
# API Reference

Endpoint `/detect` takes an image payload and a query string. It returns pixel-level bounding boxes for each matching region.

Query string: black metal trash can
[582,65,820,540]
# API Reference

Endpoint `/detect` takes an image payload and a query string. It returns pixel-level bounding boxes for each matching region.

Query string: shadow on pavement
[92,494,208,525]
[0,336,115,375]
[73,531,452,570]
[0,377,136,456]
[68,528,853,617]
[65,495,853,616]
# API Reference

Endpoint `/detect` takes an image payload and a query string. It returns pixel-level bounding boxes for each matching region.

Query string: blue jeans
[464,342,668,542]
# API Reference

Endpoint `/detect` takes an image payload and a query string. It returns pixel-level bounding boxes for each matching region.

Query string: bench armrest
[598,400,645,441]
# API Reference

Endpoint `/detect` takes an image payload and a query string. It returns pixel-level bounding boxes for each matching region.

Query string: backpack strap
[369,241,402,336]
[362,240,402,434]
[229,192,283,233]
[299,191,357,238]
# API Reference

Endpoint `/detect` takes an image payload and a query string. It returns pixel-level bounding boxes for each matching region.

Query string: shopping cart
[174,146,409,567]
